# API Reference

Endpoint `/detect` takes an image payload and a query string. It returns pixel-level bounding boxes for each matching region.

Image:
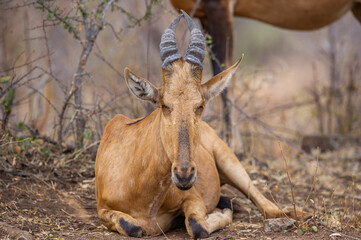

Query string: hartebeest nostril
[175,171,184,183]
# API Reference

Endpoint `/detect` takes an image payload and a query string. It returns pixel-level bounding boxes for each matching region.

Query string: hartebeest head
[124,10,242,190]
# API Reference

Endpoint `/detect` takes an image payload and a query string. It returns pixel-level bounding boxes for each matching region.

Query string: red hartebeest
[95,11,303,239]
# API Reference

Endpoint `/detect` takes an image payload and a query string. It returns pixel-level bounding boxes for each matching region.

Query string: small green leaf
[7,89,14,99]
[278,170,283,176]
[47,12,54,20]
[5,105,11,112]
[85,129,92,139]
[54,6,59,14]
[40,147,50,155]
[15,122,28,130]
[205,34,213,45]
[311,226,318,232]
[0,76,10,83]
[295,229,304,236]
[35,6,44,11]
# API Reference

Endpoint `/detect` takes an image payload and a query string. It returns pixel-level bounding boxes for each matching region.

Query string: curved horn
[160,14,183,68]
[181,10,205,68]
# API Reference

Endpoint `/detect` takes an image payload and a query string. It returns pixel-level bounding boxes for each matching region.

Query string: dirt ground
[0,142,360,240]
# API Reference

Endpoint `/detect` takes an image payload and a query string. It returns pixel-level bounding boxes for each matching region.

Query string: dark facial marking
[119,218,143,237]
[191,65,202,78]
[178,124,190,162]
[188,217,209,239]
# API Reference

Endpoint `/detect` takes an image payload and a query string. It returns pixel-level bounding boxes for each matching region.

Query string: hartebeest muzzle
[171,123,198,190]
[171,163,197,190]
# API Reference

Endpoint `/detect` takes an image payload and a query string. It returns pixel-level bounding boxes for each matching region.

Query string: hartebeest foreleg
[201,123,290,218]
[182,191,232,238]
[215,146,307,219]
[98,209,143,237]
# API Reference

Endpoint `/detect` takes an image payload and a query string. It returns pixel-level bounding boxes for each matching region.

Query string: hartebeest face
[159,61,204,190]
[124,11,242,191]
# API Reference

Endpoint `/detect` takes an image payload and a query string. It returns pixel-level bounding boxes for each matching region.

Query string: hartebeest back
[95,10,304,239]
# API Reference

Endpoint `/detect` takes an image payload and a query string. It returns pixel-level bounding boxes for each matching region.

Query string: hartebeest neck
[127,108,176,220]
[133,108,173,170]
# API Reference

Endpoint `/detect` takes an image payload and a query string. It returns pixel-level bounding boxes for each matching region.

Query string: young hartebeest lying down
[95,11,302,239]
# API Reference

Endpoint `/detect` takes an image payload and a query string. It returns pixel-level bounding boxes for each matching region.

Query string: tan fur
[170,0,358,30]
[95,59,303,238]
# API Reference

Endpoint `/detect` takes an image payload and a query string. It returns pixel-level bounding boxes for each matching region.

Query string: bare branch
[0,54,48,74]
[28,86,59,115]
[4,1,36,10]
[26,124,58,145]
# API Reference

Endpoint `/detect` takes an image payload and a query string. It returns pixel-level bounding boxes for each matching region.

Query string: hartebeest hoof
[118,218,143,237]
[186,215,209,239]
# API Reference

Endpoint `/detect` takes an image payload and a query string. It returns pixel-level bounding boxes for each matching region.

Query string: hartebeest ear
[201,55,243,101]
[124,67,161,104]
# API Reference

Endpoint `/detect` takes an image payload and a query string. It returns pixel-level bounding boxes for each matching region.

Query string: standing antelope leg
[98,208,143,237]
[200,0,236,152]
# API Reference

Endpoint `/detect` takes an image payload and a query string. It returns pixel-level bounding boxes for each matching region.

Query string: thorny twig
[278,141,298,220]
[36,0,84,46]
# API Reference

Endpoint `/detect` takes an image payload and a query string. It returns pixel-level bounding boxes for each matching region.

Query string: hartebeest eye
[161,104,171,115]
[195,104,204,115]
